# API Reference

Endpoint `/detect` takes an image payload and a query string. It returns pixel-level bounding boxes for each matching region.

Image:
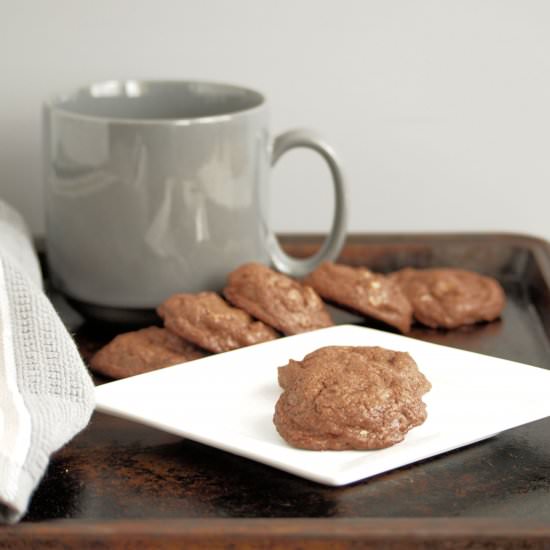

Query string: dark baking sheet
[15,233,550,531]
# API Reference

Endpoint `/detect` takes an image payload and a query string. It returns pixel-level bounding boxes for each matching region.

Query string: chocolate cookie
[223,263,333,335]
[390,267,506,329]
[305,262,413,333]
[157,291,278,353]
[89,326,204,379]
[273,346,431,450]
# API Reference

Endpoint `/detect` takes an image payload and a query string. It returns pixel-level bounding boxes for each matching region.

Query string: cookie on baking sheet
[273,346,431,451]
[223,262,333,335]
[305,261,413,333]
[390,267,506,329]
[89,326,205,379]
[157,291,278,353]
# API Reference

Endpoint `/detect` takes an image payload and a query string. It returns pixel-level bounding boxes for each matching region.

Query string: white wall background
[2,0,550,239]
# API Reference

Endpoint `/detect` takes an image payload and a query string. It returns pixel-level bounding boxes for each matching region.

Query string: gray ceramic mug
[43,80,347,321]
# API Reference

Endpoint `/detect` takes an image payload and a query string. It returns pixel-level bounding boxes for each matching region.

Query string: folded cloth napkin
[0,199,95,523]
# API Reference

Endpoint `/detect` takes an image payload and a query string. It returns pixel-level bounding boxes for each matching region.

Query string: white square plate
[94,324,550,486]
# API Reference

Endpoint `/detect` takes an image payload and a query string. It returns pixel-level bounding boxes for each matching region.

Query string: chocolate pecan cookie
[390,267,505,329]
[274,346,431,450]
[89,326,204,379]
[157,291,278,353]
[305,262,413,333]
[223,263,333,335]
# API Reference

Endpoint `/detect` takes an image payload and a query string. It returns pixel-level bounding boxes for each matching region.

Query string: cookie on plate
[89,326,204,379]
[305,261,413,333]
[274,345,431,450]
[390,267,506,329]
[157,291,278,353]
[223,262,333,335]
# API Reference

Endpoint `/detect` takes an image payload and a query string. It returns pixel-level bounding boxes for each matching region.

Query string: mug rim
[44,79,266,125]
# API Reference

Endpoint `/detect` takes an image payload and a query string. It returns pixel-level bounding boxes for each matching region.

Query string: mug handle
[267,128,347,278]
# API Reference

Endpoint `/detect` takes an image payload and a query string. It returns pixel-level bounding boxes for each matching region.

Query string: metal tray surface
[5,233,550,548]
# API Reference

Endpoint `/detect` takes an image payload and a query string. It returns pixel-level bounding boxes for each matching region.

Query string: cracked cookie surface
[157,291,278,353]
[273,345,431,450]
[89,326,204,379]
[223,262,333,335]
[390,267,505,329]
[305,262,413,333]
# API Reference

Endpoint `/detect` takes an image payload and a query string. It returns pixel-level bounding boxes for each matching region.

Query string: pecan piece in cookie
[89,326,204,379]
[305,262,413,333]
[274,346,431,450]
[223,262,333,335]
[390,267,506,329]
[157,291,278,353]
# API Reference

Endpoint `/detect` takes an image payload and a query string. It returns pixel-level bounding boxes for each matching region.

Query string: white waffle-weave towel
[0,199,94,523]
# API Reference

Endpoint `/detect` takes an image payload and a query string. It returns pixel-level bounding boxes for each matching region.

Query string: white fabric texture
[0,199,95,523]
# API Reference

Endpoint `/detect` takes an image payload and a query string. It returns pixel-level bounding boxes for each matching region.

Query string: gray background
[2,0,549,239]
